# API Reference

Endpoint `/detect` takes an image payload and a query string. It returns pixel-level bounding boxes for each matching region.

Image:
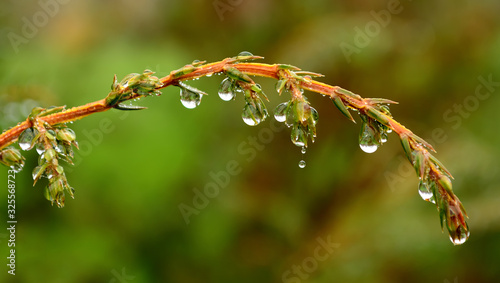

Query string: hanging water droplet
[449,226,470,245]
[291,124,307,147]
[32,165,45,181]
[310,106,319,125]
[218,78,235,101]
[359,122,379,153]
[275,79,287,94]
[301,146,306,154]
[418,181,433,202]
[206,73,213,77]
[380,133,388,143]
[298,160,306,168]
[274,102,289,122]
[242,104,262,126]
[10,163,24,173]
[18,128,35,151]
[180,87,202,109]
[35,143,45,155]
[386,128,393,134]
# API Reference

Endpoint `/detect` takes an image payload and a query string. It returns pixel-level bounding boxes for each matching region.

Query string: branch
[0,52,469,245]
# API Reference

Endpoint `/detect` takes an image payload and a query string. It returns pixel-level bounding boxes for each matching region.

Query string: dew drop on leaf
[218,78,235,101]
[418,181,433,202]
[35,143,45,155]
[180,87,201,109]
[449,226,470,245]
[238,51,253,57]
[18,128,35,151]
[273,102,288,122]
[359,122,379,153]
[242,104,262,126]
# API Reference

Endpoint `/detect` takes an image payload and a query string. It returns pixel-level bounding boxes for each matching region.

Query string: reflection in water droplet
[36,143,45,155]
[242,115,259,126]
[360,144,378,153]
[359,122,379,153]
[218,78,235,101]
[380,133,388,143]
[242,104,261,126]
[418,188,433,201]
[274,102,288,122]
[219,91,234,101]
[19,128,35,151]
[301,147,306,154]
[32,165,45,180]
[242,102,267,126]
[180,87,202,109]
[298,160,306,168]
[449,226,470,245]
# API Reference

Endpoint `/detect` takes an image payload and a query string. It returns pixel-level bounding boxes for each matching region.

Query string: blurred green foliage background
[1,0,500,282]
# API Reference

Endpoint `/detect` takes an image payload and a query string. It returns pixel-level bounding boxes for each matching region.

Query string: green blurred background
[1,0,500,282]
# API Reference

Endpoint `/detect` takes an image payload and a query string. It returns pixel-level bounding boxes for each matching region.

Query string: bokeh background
[1,0,500,282]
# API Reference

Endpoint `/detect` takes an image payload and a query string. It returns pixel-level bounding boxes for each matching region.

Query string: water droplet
[301,146,306,154]
[32,165,46,181]
[206,73,213,77]
[242,104,262,126]
[274,102,289,122]
[310,106,319,125]
[449,226,470,245]
[359,144,378,153]
[418,181,433,202]
[291,124,307,147]
[275,79,287,94]
[10,163,24,173]
[380,133,388,143]
[18,128,35,151]
[359,122,379,153]
[35,143,45,155]
[238,51,253,57]
[180,87,202,109]
[242,99,268,126]
[218,78,235,101]
[386,128,393,134]
[298,160,306,168]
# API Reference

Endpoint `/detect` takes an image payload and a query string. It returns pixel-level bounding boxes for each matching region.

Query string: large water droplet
[242,104,262,126]
[418,181,433,202]
[218,78,235,101]
[274,102,289,122]
[298,160,306,168]
[32,165,46,181]
[449,226,470,245]
[19,128,35,151]
[180,87,202,109]
[359,122,379,153]
[291,124,307,147]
